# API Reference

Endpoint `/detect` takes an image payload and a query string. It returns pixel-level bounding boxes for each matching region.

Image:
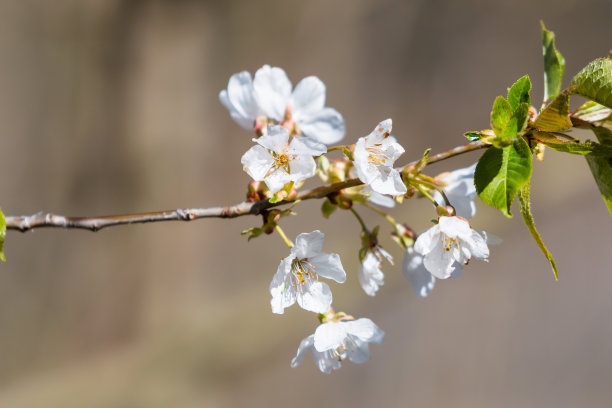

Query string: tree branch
[5,141,487,232]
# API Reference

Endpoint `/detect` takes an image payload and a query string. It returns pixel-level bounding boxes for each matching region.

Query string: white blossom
[402,247,435,298]
[270,231,346,314]
[291,318,385,373]
[241,125,326,193]
[413,216,489,279]
[358,246,393,297]
[364,186,396,208]
[353,119,407,196]
[433,163,477,219]
[219,65,345,144]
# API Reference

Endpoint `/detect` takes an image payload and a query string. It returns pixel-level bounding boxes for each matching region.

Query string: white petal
[241,145,274,181]
[422,240,455,279]
[255,125,289,152]
[291,76,326,119]
[438,216,472,240]
[293,230,324,259]
[288,135,327,157]
[380,139,405,163]
[367,190,396,208]
[298,107,346,145]
[220,71,259,129]
[253,65,292,121]
[288,155,317,182]
[467,230,489,259]
[313,350,342,373]
[270,257,296,314]
[290,335,314,368]
[364,119,392,145]
[346,337,371,364]
[369,169,407,195]
[296,281,332,314]
[403,248,436,298]
[413,225,440,256]
[264,169,291,193]
[358,252,384,296]
[345,318,385,344]
[309,253,346,283]
[314,322,347,352]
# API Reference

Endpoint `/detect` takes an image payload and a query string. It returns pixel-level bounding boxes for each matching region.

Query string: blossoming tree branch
[1,24,611,373]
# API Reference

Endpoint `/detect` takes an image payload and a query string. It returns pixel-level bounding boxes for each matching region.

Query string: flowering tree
[1,23,611,374]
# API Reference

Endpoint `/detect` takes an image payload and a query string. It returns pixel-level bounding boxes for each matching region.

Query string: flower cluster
[221,65,498,373]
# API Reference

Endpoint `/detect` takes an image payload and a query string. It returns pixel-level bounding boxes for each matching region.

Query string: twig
[5,141,487,232]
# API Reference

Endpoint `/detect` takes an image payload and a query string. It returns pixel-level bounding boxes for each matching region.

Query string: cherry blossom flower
[433,163,477,219]
[270,231,346,314]
[219,65,345,144]
[413,216,489,279]
[358,246,393,296]
[241,125,326,193]
[353,119,407,196]
[290,318,385,373]
[402,247,436,298]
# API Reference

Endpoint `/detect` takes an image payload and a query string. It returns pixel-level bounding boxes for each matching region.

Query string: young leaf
[491,96,512,141]
[534,89,573,131]
[0,209,7,261]
[532,132,612,156]
[321,198,337,219]
[573,101,612,122]
[475,137,533,217]
[464,131,482,141]
[507,75,531,110]
[570,58,612,109]
[518,185,558,280]
[541,21,565,102]
[585,126,612,216]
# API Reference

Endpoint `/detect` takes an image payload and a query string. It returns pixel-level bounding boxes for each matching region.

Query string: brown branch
[5,141,487,232]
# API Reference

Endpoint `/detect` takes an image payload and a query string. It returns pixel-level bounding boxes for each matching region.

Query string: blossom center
[267,149,292,177]
[290,259,318,292]
[366,144,392,167]
[442,235,460,252]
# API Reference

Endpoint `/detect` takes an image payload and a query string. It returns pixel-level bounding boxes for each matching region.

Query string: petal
[309,253,346,283]
[403,248,436,298]
[255,125,289,152]
[293,230,324,259]
[297,107,346,145]
[366,189,396,208]
[290,76,326,119]
[380,139,405,163]
[264,169,292,193]
[253,65,292,121]
[346,338,371,364]
[467,230,489,259]
[288,155,317,182]
[296,281,332,314]
[345,318,385,344]
[288,135,327,157]
[290,334,314,368]
[413,225,440,256]
[314,322,347,352]
[364,119,392,145]
[241,145,274,181]
[270,257,296,314]
[314,350,342,373]
[358,252,384,297]
[422,240,455,279]
[220,71,259,129]
[438,216,472,240]
[369,169,407,195]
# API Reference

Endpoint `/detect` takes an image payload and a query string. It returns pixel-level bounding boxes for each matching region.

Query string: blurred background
[0,0,611,406]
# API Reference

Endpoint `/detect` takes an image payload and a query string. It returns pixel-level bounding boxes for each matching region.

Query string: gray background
[0,0,611,406]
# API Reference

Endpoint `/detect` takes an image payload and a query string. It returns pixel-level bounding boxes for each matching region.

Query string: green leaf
[475,137,533,217]
[541,21,565,102]
[464,131,482,141]
[0,208,5,262]
[573,101,612,122]
[585,126,612,216]
[571,58,612,109]
[534,89,573,131]
[518,185,558,280]
[321,198,337,219]
[491,96,512,142]
[507,75,531,110]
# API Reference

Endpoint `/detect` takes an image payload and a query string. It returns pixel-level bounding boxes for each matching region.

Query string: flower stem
[274,224,294,248]
[327,145,354,160]
[362,202,399,232]
[349,208,368,232]
[414,183,438,207]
